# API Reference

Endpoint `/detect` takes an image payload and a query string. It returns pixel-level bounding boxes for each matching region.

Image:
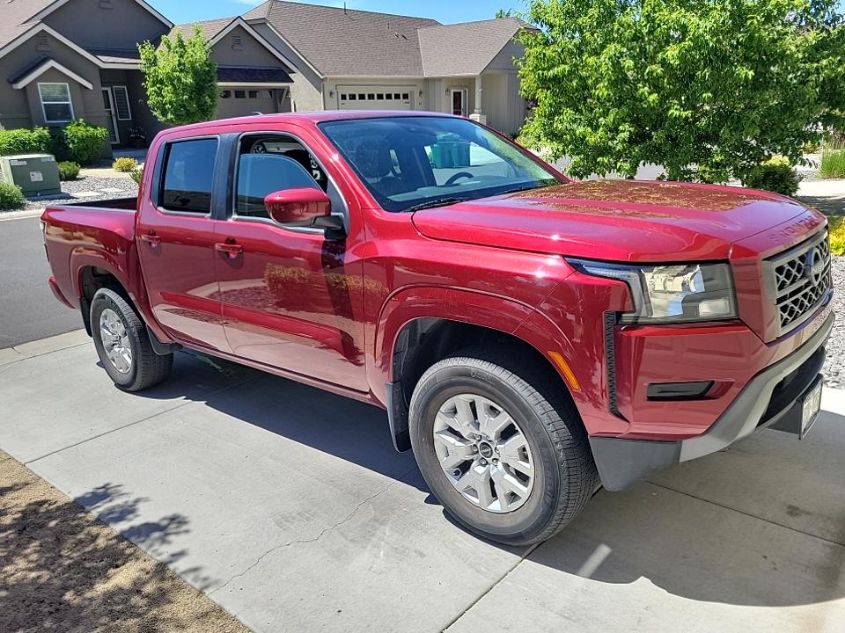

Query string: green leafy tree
[139,27,218,125]
[517,0,845,182]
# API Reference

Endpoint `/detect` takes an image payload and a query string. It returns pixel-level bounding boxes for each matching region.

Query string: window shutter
[112,86,132,121]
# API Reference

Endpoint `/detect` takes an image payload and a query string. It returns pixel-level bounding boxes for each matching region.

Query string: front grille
[767,231,831,334]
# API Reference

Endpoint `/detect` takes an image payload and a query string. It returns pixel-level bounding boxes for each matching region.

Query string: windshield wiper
[405,197,468,213]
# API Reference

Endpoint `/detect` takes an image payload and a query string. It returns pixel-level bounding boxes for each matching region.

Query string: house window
[221,90,232,99]
[112,85,132,120]
[38,82,73,123]
[234,90,246,99]
[248,90,258,99]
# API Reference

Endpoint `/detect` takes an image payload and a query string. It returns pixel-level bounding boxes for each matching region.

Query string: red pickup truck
[42,112,833,545]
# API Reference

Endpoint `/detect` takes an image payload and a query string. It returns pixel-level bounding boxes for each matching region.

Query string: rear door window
[160,138,218,214]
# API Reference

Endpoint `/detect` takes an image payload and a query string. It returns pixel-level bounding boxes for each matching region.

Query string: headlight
[568,259,737,323]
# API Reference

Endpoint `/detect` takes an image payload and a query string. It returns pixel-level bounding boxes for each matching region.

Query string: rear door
[136,136,229,352]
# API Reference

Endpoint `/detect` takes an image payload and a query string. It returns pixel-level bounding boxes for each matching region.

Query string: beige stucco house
[0,0,531,145]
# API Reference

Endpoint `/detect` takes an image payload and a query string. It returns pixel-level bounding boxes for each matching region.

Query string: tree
[139,27,218,126]
[517,0,845,182]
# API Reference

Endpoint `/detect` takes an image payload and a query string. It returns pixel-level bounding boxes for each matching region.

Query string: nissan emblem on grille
[805,247,826,286]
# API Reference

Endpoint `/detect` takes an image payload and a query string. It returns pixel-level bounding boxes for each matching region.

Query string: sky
[147,0,524,25]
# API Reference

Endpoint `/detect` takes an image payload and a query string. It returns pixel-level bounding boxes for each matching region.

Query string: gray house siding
[211,25,281,68]
[43,0,169,51]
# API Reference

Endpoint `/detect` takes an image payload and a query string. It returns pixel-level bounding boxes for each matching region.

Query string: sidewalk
[0,332,843,632]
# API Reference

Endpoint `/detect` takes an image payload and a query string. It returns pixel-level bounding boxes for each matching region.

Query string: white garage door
[337,86,415,110]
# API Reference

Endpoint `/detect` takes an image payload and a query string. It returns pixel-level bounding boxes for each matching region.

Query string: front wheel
[90,288,173,392]
[408,350,598,546]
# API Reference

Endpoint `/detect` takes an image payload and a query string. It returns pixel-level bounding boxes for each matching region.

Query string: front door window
[101,87,120,144]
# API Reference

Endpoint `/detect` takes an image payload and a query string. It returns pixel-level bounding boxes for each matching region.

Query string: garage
[337,85,416,110]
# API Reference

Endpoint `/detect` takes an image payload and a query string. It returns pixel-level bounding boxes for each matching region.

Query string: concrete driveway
[1,332,843,633]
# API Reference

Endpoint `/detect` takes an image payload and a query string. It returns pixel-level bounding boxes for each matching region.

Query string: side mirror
[264,188,331,225]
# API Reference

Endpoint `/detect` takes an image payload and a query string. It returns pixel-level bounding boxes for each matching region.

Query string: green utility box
[430,135,471,169]
[0,154,61,197]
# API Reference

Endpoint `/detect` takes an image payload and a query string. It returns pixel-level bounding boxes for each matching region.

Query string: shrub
[63,120,109,165]
[48,127,72,161]
[820,148,845,179]
[830,216,845,256]
[58,161,81,181]
[0,182,25,210]
[742,156,801,197]
[0,128,51,156]
[129,166,143,185]
[113,157,138,172]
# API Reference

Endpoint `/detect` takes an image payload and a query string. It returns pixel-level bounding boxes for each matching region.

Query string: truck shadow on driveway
[126,352,845,610]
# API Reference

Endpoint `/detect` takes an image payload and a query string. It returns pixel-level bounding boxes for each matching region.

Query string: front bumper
[590,311,834,491]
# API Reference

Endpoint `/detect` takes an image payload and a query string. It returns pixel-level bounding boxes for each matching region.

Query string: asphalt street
[0,215,81,347]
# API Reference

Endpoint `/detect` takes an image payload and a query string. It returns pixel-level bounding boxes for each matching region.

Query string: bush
[742,157,801,197]
[0,182,25,210]
[129,166,143,185]
[113,157,138,172]
[48,127,72,161]
[830,216,845,256]
[63,120,109,165]
[58,161,81,181]
[0,128,51,156]
[820,148,845,179]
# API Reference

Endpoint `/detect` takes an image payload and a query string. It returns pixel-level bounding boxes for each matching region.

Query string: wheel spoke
[457,464,494,508]
[479,406,512,440]
[491,466,529,502]
[434,431,475,469]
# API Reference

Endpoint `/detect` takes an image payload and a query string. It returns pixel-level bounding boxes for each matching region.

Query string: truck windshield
[319,116,561,213]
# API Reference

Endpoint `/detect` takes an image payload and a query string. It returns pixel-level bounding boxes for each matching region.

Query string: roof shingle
[244,0,439,77]
[418,18,525,77]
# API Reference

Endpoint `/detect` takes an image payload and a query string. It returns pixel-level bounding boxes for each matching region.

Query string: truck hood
[411,180,817,261]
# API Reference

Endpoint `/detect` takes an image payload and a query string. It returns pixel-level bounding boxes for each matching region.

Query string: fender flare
[372,286,584,450]
[70,246,171,344]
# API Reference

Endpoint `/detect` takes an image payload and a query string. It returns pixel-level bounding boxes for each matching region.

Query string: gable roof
[24,0,172,29]
[418,18,525,77]
[173,16,299,74]
[244,1,439,77]
[9,55,94,89]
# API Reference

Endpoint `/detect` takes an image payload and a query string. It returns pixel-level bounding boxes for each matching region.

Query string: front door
[136,137,229,352]
[101,87,120,144]
[214,131,368,392]
[450,89,467,117]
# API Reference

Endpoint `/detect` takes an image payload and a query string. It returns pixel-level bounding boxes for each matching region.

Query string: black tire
[90,288,173,392]
[408,348,598,546]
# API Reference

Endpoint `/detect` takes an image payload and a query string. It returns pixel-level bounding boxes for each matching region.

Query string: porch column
[469,75,487,124]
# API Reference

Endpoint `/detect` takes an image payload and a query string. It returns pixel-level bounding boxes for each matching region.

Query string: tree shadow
[0,457,235,633]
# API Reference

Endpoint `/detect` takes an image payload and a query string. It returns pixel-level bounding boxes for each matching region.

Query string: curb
[0,330,89,366]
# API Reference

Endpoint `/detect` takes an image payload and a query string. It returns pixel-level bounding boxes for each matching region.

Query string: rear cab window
[159,138,218,214]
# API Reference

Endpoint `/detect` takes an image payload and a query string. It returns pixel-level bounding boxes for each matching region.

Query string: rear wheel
[409,349,597,545]
[90,288,172,392]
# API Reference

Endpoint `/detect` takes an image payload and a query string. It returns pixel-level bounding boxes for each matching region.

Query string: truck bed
[61,196,137,211]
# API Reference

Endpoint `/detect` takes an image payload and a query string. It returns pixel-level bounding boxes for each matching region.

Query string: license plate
[800,380,823,439]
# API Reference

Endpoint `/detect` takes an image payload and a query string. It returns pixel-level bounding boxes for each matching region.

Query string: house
[243,2,531,136]
[0,0,531,145]
[0,0,173,144]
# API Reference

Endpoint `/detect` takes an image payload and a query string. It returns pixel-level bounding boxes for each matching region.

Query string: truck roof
[166,110,456,135]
